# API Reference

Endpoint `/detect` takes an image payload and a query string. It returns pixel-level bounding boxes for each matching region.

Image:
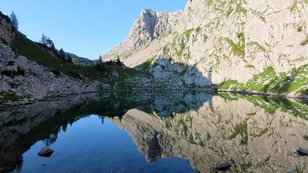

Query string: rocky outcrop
[111,96,308,173]
[0,43,98,106]
[102,0,308,86]
[103,9,180,60]
[0,11,15,45]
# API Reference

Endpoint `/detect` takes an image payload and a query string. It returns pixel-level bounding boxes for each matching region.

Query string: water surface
[0,91,307,173]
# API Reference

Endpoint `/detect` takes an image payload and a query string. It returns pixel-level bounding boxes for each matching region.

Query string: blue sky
[0,0,187,60]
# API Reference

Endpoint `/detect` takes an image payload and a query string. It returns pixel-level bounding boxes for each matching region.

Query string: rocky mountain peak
[123,8,158,50]
[103,8,180,60]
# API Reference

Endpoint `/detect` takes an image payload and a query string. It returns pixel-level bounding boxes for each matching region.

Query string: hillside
[102,0,308,97]
[0,11,128,106]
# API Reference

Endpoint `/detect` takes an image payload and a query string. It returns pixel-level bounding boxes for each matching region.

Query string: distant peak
[141,8,155,15]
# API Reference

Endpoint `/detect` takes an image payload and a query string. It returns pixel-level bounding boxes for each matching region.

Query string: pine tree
[40,34,55,49]
[59,48,66,60]
[40,34,47,45]
[99,55,103,63]
[10,11,18,30]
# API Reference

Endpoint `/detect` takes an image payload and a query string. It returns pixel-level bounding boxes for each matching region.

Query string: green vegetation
[218,93,239,101]
[290,0,298,12]
[218,80,239,90]
[206,0,214,6]
[178,68,188,77]
[247,41,266,52]
[226,6,233,17]
[244,66,276,91]
[0,92,23,101]
[252,128,269,138]
[236,4,247,14]
[245,64,255,69]
[218,65,308,95]
[225,33,245,57]
[251,10,266,22]
[246,96,279,114]
[300,36,308,46]
[218,94,308,119]
[12,32,122,81]
[229,122,248,145]
[170,27,201,58]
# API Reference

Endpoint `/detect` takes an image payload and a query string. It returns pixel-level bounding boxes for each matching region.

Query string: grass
[246,64,255,69]
[12,32,110,81]
[172,27,201,57]
[225,37,245,57]
[229,122,248,145]
[290,0,298,12]
[244,66,277,91]
[218,80,238,90]
[0,92,23,101]
[300,36,308,46]
[217,65,307,96]
[218,93,239,101]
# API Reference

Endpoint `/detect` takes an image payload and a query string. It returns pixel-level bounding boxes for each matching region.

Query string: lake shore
[217,89,308,100]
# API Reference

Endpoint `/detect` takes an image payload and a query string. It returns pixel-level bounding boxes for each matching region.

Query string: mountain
[102,0,308,97]
[65,52,95,66]
[110,94,308,173]
[0,11,124,106]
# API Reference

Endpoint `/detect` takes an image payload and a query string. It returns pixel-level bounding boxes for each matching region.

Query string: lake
[0,91,307,173]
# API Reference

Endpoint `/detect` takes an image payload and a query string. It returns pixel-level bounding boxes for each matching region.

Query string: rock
[215,162,231,171]
[37,147,54,157]
[71,85,80,95]
[0,11,15,45]
[102,0,308,85]
[0,39,98,104]
[297,148,308,156]
[111,71,119,78]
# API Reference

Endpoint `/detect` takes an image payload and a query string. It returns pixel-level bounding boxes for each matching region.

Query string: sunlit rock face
[103,9,180,59]
[103,0,308,84]
[111,96,308,173]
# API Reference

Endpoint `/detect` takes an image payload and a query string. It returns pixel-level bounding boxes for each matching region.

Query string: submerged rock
[297,148,308,156]
[38,147,54,157]
[215,162,231,171]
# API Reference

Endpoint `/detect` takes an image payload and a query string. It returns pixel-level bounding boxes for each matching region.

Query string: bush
[51,69,61,76]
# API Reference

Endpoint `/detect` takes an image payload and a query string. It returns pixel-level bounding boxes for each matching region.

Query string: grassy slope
[218,93,308,120]
[12,33,109,80]
[218,65,308,95]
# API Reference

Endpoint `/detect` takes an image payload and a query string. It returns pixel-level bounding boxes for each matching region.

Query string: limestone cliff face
[103,0,308,84]
[111,96,308,173]
[103,9,180,60]
[0,12,15,45]
[0,43,98,106]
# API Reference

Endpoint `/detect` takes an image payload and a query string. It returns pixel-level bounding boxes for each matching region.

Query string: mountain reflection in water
[0,91,307,173]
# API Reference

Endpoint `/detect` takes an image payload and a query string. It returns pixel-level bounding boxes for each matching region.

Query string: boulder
[38,147,54,157]
[215,162,231,171]
[297,148,308,156]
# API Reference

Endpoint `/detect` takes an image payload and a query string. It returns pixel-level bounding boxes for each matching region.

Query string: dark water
[0,91,307,173]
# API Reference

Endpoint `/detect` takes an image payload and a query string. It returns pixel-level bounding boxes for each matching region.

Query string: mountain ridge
[102,0,308,95]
